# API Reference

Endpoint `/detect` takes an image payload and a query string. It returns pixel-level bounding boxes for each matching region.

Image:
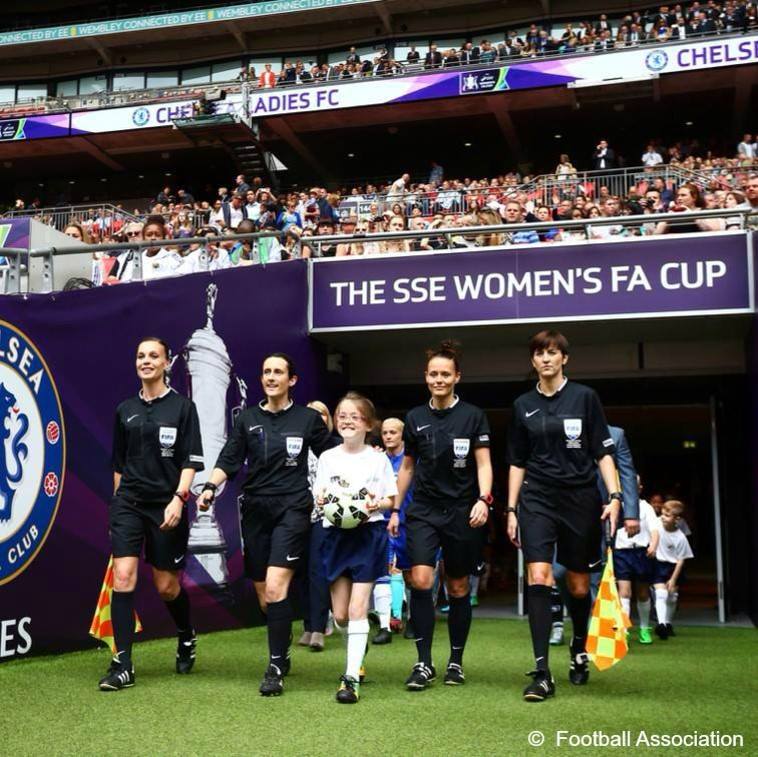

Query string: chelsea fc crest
[0,321,65,585]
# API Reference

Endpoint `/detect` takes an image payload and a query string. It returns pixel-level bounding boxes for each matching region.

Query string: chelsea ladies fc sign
[0,321,65,585]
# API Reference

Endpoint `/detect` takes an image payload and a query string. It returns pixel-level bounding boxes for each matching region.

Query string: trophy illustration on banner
[181,283,247,588]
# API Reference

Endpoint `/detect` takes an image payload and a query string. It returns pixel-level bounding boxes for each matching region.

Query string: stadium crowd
[239,2,758,88]
[2,1,756,119]
[45,133,756,284]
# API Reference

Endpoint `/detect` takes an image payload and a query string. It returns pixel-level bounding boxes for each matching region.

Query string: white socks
[655,588,669,625]
[346,619,370,681]
[373,583,392,630]
[637,598,651,628]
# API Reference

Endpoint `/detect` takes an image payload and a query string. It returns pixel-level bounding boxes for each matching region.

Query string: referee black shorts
[518,478,602,573]
[240,494,312,582]
[406,499,486,579]
[109,495,189,571]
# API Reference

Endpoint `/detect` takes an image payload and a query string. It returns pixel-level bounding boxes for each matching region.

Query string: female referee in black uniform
[393,340,493,690]
[507,330,620,702]
[196,353,333,696]
[100,337,204,691]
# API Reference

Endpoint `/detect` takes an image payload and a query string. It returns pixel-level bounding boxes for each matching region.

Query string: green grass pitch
[0,619,755,756]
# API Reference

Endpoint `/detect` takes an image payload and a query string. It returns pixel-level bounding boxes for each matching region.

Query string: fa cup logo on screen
[0,321,65,586]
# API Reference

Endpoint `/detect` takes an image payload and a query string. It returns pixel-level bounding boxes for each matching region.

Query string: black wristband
[174,490,189,504]
[609,492,623,502]
[202,482,218,493]
[506,507,517,514]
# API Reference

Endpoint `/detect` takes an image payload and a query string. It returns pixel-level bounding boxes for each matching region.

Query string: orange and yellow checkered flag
[89,555,143,654]
[586,547,632,671]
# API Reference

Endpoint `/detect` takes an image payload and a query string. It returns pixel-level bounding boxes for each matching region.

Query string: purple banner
[0,262,324,659]
[0,114,70,142]
[311,234,753,331]
[0,217,30,248]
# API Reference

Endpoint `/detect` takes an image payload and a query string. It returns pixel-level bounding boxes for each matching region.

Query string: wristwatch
[478,494,494,506]
[506,507,518,515]
[609,492,623,502]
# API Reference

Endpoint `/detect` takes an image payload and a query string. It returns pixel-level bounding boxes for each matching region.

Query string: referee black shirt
[403,397,490,506]
[508,378,615,488]
[214,400,333,499]
[112,388,204,504]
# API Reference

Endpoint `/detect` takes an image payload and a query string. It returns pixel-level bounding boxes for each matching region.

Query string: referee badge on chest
[286,436,303,466]
[159,426,177,457]
[453,438,470,468]
[563,419,582,449]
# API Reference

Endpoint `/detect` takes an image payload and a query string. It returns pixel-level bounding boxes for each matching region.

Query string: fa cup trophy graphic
[182,283,247,588]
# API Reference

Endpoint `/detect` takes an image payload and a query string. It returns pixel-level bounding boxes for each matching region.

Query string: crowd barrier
[0,208,752,294]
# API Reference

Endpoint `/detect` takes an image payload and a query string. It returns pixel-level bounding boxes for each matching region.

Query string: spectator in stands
[424,44,443,69]
[736,175,758,210]
[236,174,250,195]
[388,174,409,201]
[504,201,539,244]
[176,188,195,206]
[276,199,303,232]
[627,22,647,43]
[221,194,245,230]
[594,29,614,51]
[316,217,338,257]
[259,64,277,89]
[497,35,520,59]
[592,139,617,170]
[478,40,496,63]
[595,13,612,34]
[406,46,420,64]
[156,186,174,205]
[655,183,724,233]
[555,154,577,180]
[179,226,231,274]
[642,144,664,168]
[381,215,410,254]
[120,216,182,282]
[737,134,756,161]
[534,206,562,241]
[346,47,361,66]
[429,161,444,186]
[459,42,479,66]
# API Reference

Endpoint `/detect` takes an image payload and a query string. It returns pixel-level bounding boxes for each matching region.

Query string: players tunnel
[308,234,757,627]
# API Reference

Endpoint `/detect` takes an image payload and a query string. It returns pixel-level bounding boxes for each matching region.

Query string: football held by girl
[313,392,398,704]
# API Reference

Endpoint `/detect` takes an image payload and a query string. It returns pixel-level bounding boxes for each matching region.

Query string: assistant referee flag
[89,555,143,654]
[586,547,632,670]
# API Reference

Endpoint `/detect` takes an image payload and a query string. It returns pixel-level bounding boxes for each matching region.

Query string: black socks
[266,598,293,668]
[527,584,552,672]
[164,586,193,638]
[111,589,135,667]
[410,588,435,666]
[567,591,591,653]
[447,593,472,666]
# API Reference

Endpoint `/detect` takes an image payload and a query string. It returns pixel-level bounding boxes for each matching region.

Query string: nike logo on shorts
[588,559,603,569]
[126,414,139,423]
[525,409,540,418]
[174,555,185,564]
[416,424,431,431]
[286,555,300,562]
[249,424,262,432]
